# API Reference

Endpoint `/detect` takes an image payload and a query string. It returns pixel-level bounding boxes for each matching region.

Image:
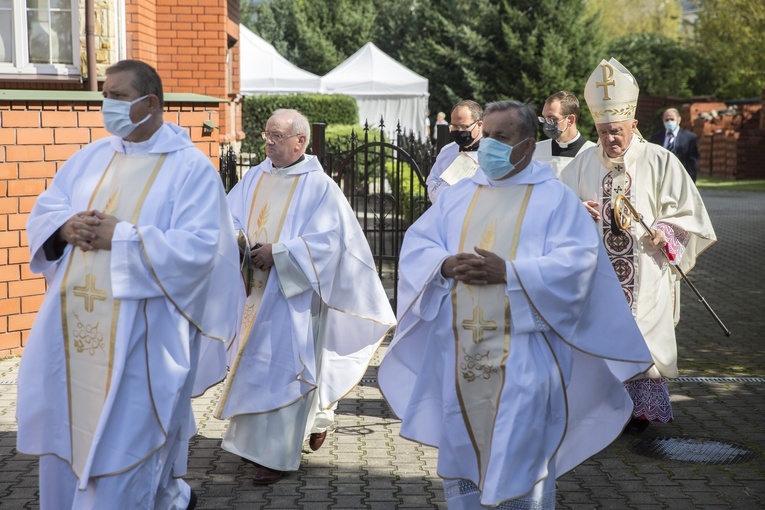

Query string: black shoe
[187,489,198,510]
[625,417,651,434]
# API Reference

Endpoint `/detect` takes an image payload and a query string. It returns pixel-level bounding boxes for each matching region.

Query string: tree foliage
[386,0,605,132]
[249,0,380,75]
[585,0,683,41]
[246,0,605,127]
[250,1,765,129]
[693,0,765,99]
[606,33,702,98]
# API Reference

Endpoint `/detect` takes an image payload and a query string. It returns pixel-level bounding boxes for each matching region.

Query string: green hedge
[241,94,359,153]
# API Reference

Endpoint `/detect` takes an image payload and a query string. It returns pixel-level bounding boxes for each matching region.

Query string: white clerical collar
[121,126,164,156]
[556,131,581,149]
[272,154,308,175]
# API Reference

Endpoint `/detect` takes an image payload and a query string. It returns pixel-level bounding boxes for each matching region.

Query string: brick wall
[645,93,765,180]
[139,0,243,144]
[690,102,764,179]
[126,0,159,66]
[0,99,222,356]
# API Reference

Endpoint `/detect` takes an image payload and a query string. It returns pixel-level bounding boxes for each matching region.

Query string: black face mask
[542,122,564,140]
[450,129,475,148]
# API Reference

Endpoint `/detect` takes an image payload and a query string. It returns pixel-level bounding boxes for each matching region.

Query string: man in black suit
[650,108,700,181]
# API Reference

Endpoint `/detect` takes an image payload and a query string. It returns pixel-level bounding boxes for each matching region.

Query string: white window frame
[0,0,81,77]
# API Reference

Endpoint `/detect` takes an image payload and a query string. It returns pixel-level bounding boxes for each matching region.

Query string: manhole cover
[630,437,759,465]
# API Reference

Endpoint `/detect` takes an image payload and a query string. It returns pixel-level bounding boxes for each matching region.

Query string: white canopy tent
[321,43,429,139]
[239,24,322,95]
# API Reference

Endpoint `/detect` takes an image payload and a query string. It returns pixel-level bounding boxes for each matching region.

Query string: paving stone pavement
[0,189,763,509]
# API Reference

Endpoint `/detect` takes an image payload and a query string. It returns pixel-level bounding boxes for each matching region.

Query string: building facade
[0,0,243,355]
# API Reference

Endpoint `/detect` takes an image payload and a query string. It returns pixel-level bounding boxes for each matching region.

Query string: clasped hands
[251,243,274,271]
[61,210,118,251]
[441,247,507,285]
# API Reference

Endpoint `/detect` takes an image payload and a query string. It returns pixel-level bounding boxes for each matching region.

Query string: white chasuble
[60,153,166,478]
[218,172,299,409]
[452,184,532,491]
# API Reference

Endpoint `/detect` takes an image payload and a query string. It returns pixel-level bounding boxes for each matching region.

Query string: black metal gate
[319,123,433,309]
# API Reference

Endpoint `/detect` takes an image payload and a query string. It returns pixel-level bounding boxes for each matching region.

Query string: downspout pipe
[86,0,97,91]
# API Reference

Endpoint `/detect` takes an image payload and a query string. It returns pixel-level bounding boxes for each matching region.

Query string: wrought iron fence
[220,120,437,308]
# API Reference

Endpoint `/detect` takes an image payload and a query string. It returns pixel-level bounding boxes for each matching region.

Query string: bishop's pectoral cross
[462,306,497,344]
[73,273,108,312]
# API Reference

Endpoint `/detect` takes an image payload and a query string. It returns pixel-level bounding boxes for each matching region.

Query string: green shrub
[241,94,359,153]
[386,160,428,223]
[323,125,388,182]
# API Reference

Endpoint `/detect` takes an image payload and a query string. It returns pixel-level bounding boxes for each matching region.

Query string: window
[0,0,80,76]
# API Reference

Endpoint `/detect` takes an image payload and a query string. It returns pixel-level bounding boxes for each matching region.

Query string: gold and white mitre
[584,58,639,124]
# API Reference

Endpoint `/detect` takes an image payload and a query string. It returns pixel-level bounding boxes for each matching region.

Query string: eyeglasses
[261,131,301,142]
[448,120,478,132]
[538,116,564,125]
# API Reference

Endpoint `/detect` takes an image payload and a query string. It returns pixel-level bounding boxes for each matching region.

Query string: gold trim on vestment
[302,237,395,326]
[451,184,532,491]
[143,301,166,437]
[60,152,167,478]
[509,264,654,373]
[215,172,301,417]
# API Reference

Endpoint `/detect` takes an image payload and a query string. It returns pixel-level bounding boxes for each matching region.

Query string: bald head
[264,109,311,167]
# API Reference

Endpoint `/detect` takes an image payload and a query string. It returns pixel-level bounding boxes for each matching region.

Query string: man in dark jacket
[650,107,700,181]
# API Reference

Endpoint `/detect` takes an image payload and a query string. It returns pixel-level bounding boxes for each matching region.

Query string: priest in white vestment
[214,109,395,485]
[561,58,716,433]
[426,100,483,203]
[533,91,596,177]
[379,100,653,509]
[16,60,241,510]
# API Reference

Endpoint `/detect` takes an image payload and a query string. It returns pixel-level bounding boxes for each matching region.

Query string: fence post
[312,123,326,167]
[436,123,449,153]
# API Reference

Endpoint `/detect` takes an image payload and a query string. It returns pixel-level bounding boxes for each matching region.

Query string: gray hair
[272,108,311,146]
[483,100,537,141]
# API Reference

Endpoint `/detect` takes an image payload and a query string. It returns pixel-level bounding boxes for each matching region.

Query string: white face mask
[101,95,151,138]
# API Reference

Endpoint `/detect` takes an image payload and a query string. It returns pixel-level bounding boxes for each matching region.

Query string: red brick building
[637,93,765,180]
[0,0,244,355]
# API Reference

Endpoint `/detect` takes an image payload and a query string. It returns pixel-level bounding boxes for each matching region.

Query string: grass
[696,176,765,192]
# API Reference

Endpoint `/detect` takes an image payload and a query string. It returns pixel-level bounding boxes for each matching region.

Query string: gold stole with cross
[60,152,166,477]
[216,172,300,410]
[452,184,533,491]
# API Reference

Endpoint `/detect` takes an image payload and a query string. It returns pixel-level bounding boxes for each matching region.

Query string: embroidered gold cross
[462,306,497,344]
[597,63,616,101]
[73,273,108,312]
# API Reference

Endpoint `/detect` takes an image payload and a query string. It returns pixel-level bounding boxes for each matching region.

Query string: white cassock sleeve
[110,166,224,303]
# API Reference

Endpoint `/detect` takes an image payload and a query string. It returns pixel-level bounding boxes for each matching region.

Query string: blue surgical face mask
[101,95,151,138]
[664,120,678,133]
[477,137,529,179]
